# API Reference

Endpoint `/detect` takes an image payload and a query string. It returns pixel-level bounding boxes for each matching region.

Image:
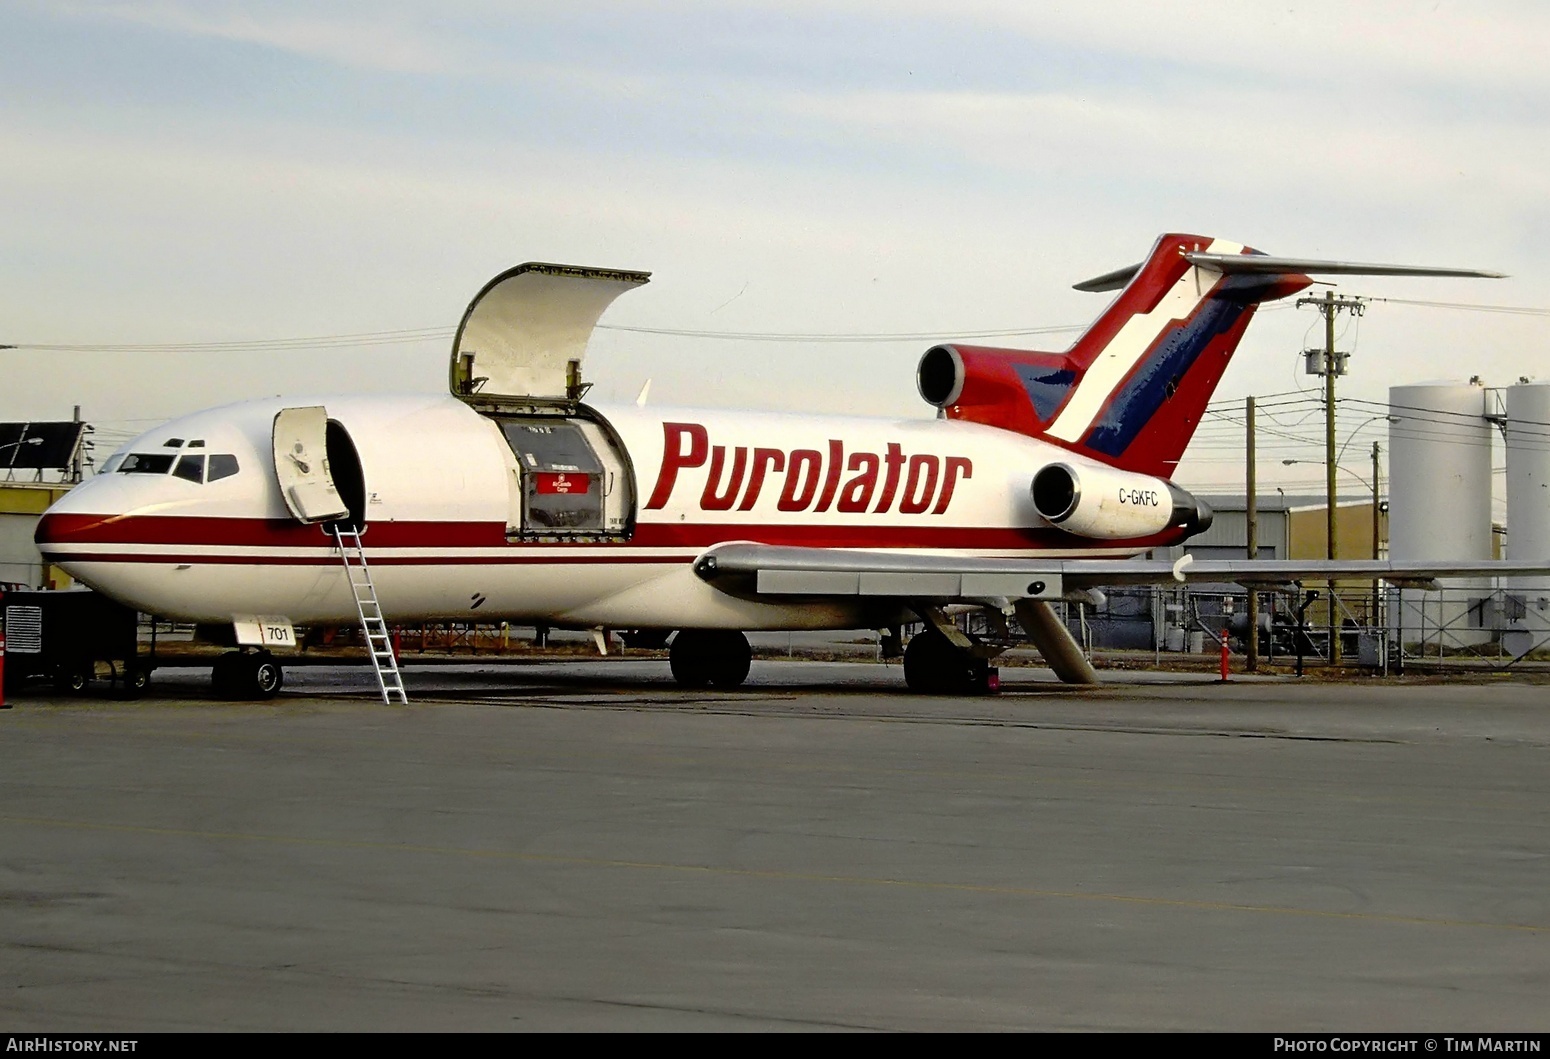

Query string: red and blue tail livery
[918,234,1314,477]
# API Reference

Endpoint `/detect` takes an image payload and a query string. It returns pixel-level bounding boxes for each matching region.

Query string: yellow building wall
[1287,502,1388,626]
[0,483,75,588]
[1287,502,1386,561]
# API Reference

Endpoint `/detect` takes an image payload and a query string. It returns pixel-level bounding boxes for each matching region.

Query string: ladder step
[334,529,407,706]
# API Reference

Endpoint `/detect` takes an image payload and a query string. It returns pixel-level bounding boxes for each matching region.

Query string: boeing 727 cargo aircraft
[35,234,1527,699]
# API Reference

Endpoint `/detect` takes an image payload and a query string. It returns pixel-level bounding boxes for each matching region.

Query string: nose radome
[34,511,110,553]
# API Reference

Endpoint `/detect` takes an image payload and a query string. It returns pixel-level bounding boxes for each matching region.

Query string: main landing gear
[669,630,752,689]
[212,650,284,700]
[902,629,998,696]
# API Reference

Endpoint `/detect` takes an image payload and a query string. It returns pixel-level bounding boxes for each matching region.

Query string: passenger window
[207,454,240,482]
[120,453,176,474]
[172,454,206,484]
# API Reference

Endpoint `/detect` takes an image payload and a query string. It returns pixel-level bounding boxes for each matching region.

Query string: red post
[391,628,402,664]
[1219,628,1230,682]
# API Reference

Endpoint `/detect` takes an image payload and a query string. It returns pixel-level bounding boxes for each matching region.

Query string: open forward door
[272,406,349,524]
[449,262,650,410]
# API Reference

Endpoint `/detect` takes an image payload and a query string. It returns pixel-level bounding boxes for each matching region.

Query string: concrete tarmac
[2,659,1548,1031]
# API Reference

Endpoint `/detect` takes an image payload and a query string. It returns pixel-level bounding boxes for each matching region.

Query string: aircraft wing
[692,542,1550,601]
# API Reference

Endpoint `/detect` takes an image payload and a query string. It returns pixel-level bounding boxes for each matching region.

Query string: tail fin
[922,233,1311,478]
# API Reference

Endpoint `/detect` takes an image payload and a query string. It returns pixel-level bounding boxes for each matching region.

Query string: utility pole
[71,405,83,484]
[1246,396,1258,673]
[1371,440,1382,626]
[1297,290,1364,664]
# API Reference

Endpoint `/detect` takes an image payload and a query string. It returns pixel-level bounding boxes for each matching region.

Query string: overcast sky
[2,1,1545,490]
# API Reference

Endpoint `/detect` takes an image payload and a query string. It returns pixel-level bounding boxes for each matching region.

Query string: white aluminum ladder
[333,525,408,705]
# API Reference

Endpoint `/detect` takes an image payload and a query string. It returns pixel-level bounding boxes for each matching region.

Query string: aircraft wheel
[250,655,284,699]
[212,652,282,700]
[706,631,752,688]
[211,652,243,698]
[669,631,713,687]
[903,630,985,695]
[670,630,752,689]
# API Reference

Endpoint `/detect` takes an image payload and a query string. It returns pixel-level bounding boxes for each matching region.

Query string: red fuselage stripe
[37,513,1186,553]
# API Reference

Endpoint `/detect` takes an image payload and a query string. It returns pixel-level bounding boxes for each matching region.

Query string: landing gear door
[272,406,348,524]
[449,262,650,409]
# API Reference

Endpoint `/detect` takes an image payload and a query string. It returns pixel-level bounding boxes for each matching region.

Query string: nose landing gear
[669,630,752,689]
[212,651,284,700]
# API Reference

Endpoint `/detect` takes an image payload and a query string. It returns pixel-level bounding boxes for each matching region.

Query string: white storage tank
[1502,382,1550,656]
[1388,383,1494,650]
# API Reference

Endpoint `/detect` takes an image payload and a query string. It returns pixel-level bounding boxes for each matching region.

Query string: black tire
[903,630,984,695]
[705,631,752,689]
[670,630,752,689]
[211,653,242,698]
[212,652,281,700]
[669,631,713,688]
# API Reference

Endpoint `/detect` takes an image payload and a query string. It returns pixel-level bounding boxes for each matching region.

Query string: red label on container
[534,472,590,495]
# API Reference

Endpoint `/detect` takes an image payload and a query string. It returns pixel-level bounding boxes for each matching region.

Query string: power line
[3,322,1086,353]
[597,323,1085,342]
[1366,296,1550,317]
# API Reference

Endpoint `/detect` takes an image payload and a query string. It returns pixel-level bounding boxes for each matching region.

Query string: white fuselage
[37,393,1185,630]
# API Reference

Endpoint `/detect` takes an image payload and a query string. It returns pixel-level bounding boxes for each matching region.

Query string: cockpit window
[116,451,239,481]
[120,453,177,475]
[163,438,185,448]
[172,454,206,484]
[207,454,239,482]
[188,439,205,448]
[100,454,125,474]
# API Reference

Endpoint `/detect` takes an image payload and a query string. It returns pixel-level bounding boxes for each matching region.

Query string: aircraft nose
[33,474,139,558]
[34,510,113,560]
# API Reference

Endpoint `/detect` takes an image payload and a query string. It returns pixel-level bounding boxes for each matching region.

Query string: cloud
[46,0,464,74]
[2,0,1546,459]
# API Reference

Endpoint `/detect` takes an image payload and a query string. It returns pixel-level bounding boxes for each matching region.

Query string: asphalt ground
[2,659,1548,1031]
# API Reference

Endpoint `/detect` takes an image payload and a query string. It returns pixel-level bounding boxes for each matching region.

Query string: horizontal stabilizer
[1071,262,1141,293]
[1074,254,1504,292]
[1182,252,1506,280]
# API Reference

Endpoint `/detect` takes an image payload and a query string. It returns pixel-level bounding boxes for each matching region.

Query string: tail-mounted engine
[1032,462,1213,540]
[917,344,1075,437]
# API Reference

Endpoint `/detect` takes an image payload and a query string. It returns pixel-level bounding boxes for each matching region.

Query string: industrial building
[0,420,88,590]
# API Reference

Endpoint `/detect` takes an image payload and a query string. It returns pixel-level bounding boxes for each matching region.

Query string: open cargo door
[272,406,349,524]
[450,262,650,410]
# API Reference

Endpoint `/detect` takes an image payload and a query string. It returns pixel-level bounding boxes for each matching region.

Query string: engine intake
[1031,462,1212,540]
[917,346,966,408]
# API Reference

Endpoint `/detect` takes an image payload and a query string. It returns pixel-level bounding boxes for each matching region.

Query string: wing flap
[699,544,1063,600]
